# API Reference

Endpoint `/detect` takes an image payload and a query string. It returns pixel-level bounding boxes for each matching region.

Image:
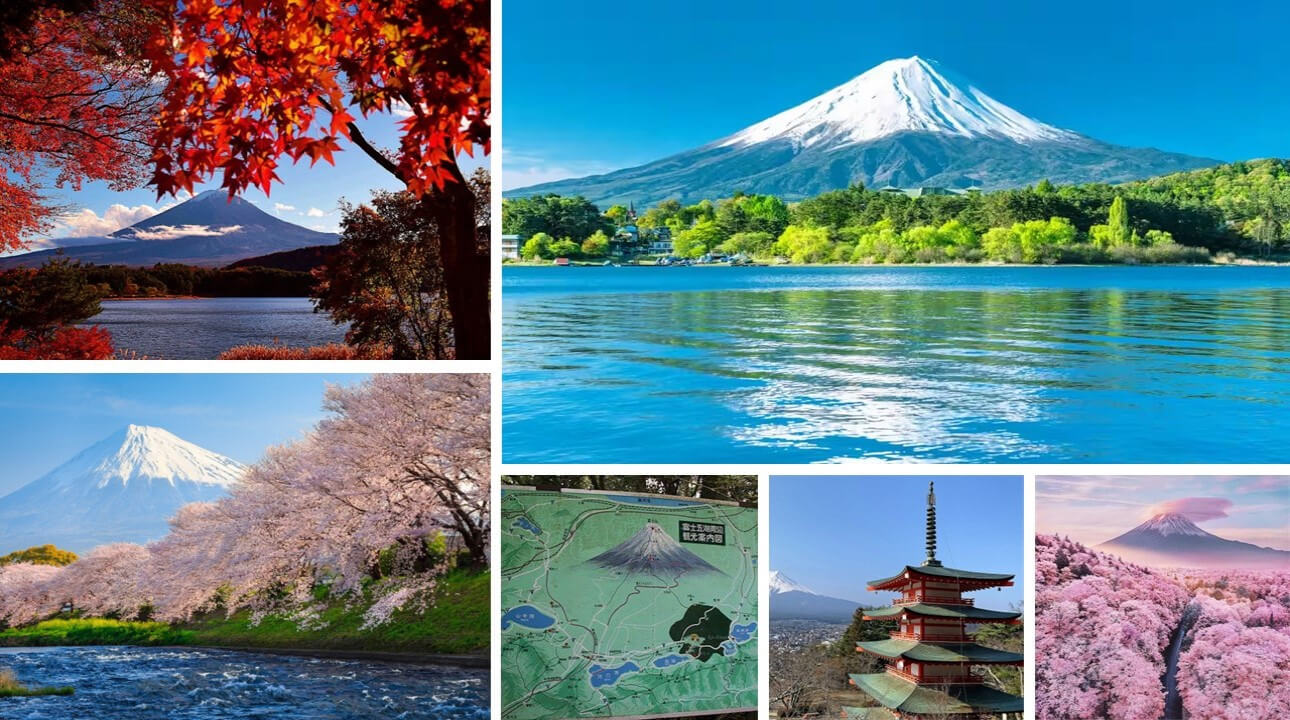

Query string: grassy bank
[0,618,193,647]
[0,570,488,656]
[0,669,73,697]
[184,569,488,654]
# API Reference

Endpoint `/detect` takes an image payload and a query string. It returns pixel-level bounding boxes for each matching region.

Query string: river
[503,265,1290,463]
[0,646,488,719]
[84,298,346,359]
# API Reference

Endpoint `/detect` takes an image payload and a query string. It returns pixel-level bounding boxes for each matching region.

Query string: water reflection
[504,274,1290,463]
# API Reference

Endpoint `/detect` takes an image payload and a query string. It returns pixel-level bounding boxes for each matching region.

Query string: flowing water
[84,298,345,359]
[0,646,488,719]
[503,265,1290,463]
[1162,603,1199,719]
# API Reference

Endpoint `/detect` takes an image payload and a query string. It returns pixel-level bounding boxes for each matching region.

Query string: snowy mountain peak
[769,570,813,594]
[58,424,246,491]
[0,425,246,552]
[719,56,1076,150]
[1137,512,1214,538]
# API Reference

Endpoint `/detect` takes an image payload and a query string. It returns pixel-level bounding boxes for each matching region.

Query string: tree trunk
[424,179,490,359]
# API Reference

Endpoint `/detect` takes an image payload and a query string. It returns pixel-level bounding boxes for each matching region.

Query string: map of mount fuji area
[501,488,758,720]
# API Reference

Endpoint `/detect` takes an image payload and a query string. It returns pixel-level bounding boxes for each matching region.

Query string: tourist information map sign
[501,487,759,720]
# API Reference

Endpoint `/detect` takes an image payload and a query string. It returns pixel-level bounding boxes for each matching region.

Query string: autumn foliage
[143,0,489,199]
[141,0,492,357]
[0,259,114,358]
[0,0,159,250]
[217,342,393,360]
[0,323,113,360]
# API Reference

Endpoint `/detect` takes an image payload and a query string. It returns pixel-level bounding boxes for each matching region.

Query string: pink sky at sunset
[1037,475,1290,550]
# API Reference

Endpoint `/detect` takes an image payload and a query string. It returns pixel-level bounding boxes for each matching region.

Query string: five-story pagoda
[842,482,1023,719]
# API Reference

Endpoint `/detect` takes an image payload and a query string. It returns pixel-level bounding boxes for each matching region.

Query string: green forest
[503,159,1290,264]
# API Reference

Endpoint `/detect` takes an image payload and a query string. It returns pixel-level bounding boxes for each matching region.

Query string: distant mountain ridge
[769,570,862,622]
[1098,512,1290,569]
[509,56,1217,206]
[0,425,245,553]
[2,190,338,268]
[225,244,343,272]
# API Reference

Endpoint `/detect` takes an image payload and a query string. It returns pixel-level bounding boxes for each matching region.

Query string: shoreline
[502,260,1290,268]
[1,643,487,669]
[102,294,209,301]
[100,295,314,301]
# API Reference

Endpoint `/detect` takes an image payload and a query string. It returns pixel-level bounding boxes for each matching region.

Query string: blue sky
[770,475,1022,607]
[1037,475,1290,551]
[503,0,1288,189]
[0,374,370,496]
[25,111,485,249]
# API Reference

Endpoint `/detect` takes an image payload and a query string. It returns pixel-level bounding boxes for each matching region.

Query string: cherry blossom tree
[1035,534,1190,720]
[0,374,489,630]
[0,562,62,627]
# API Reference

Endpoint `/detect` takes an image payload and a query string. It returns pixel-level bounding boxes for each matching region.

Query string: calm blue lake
[503,265,1290,463]
[0,646,488,719]
[84,298,346,359]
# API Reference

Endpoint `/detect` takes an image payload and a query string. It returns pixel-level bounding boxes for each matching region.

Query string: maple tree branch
[317,98,402,180]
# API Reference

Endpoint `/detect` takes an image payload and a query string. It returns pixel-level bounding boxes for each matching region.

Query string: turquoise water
[503,265,1290,463]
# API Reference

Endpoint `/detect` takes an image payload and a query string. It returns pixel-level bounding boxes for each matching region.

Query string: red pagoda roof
[867,564,1015,591]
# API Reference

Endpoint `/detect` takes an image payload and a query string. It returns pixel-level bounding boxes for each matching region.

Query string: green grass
[0,669,73,697]
[0,618,194,647]
[184,569,489,654]
[0,570,488,656]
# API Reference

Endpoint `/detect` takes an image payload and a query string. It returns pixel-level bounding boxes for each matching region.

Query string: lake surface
[0,646,488,719]
[503,265,1290,463]
[85,298,346,359]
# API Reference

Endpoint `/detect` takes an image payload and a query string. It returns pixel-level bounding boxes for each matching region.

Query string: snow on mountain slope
[1137,513,1214,538]
[769,571,863,622]
[1098,512,1290,569]
[43,424,245,491]
[0,425,245,553]
[769,570,813,594]
[508,56,1217,206]
[719,57,1074,149]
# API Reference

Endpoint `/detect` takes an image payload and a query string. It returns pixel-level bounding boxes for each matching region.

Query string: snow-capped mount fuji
[769,570,813,594]
[0,425,245,553]
[769,569,862,622]
[720,57,1077,150]
[1,189,337,268]
[510,56,1217,206]
[1097,512,1290,569]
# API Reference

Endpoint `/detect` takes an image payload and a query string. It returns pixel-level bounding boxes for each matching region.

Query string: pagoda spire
[924,481,940,567]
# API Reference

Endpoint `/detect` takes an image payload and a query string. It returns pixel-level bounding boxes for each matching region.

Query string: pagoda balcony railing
[891,631,969,642]
[886,667,983,685]
[898,594,974,606]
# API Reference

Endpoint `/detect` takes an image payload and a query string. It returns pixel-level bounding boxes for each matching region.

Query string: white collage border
[0,3,1281,719]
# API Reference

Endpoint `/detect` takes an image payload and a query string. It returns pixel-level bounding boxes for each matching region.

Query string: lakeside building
[877,186,978,198]
[501,234,520,259]
[842,482,1024,719]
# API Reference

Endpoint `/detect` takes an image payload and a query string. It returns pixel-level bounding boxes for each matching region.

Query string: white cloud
[130,224,244,241]
[390,100,415,118]
[274,202,296,213]
[306,207,326,217]
[502,149,618,190]
[57,204,165,237]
